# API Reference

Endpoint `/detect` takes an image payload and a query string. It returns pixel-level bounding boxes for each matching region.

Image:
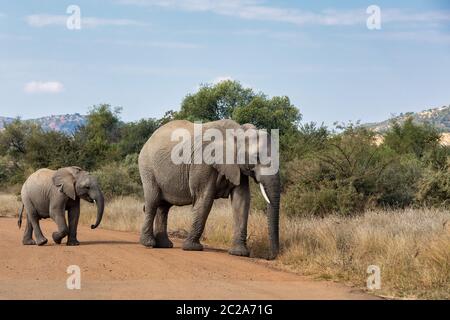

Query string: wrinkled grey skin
[19,166,105,246]
[138,119,280,259]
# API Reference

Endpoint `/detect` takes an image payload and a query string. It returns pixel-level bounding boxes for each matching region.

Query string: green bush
[2,84,450,216]
[376,154,423,208]
[383,117,441,158]
[0,156,27,187]
[283,158,370,217]
[93,162,142,199]
[416,160,450,207]
[283,126,391,216]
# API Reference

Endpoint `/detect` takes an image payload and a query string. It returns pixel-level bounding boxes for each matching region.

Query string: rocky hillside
[365,105,450,132]
[2,105,450,135]
[0,114,86,135]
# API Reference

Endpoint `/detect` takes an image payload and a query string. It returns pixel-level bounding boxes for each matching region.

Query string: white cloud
[24,81,64,94]
[26,14,148,28]
[119,0,362,26]
[119,0,450,27]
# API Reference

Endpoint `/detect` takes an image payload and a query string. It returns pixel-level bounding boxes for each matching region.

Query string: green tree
[176,80,256,121]
[0,119,37,166]
[280,122,328,163]
[175,80,301,136]
[118,118,159,157]
[25,129,78,169]
[159,110,177,126]
[74,104,122,169]
[384,118,441,159]
[232,95,301,133]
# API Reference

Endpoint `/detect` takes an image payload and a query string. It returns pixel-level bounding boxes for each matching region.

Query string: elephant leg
[140,175,162,248]
[229,176,250,257]
[26,204,47,246]
[22,219,35,245]
[51,210,69,245]
[67,205,80,246]
[183,189,215,251]
[141,202,157,247]
[154,204,173,248]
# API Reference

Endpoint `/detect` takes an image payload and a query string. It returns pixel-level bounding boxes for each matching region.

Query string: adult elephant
[18,166,105,246]
[138,119,280,259]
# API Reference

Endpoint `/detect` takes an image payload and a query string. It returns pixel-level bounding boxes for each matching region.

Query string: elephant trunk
[91,190,104,229]
[260,173,280,260]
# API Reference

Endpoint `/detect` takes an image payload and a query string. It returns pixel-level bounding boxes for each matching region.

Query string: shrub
[383,117,441,158]
[118,119,159,157]
[376,154,423,208]
[122,153,141,185]
[416,160,450,207]
[283,126,391,216]
[93,162,142,199]
[283,160,368,217]
[0,156,27,187]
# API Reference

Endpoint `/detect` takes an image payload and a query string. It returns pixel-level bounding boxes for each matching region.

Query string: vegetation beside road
[2,80,449,215]
[1,80,449,299]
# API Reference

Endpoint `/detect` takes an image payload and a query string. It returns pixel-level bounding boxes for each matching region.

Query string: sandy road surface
[0,218,377,299]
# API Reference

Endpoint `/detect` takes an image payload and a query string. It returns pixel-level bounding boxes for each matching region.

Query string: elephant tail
[18,204,24,229]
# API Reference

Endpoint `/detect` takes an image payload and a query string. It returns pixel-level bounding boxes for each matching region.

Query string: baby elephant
[18,166,105,246]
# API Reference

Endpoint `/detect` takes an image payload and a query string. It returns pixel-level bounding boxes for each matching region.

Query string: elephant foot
[140,235,156,248]
[36,237,48,246]
[182,240,204,251]
[52,232,66,245]
[154,234,173,248]
[67,239,80,246]
[229,244,250,257]
[22,238,36,245]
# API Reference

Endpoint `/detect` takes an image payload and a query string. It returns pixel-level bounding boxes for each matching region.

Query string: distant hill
[2,105,450,136]
[365,105,450,133]
[0,114,87,135]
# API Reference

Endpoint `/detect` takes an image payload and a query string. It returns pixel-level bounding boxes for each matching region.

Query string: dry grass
[81,197,450,299]
[275,209,450,299]
[0,193,21,217]
[79,196,144,232]
[2,194,449,299]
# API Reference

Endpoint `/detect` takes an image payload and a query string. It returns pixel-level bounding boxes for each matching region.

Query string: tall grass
[3,194,449,299]
[0,193,21,217]
[80,197,449,299]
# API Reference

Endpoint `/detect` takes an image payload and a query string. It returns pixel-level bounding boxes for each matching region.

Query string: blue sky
[1,0,449,126]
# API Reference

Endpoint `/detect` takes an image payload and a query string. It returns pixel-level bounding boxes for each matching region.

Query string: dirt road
[0,217,377,300]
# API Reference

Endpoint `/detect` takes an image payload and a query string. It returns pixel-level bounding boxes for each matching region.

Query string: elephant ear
[213,163,241,186]
[208,123,259,186]
[203,130,241,186]
[52,169,76,200]
[70,166,83,172]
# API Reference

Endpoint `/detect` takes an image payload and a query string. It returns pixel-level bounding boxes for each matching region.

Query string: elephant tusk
[259,183,271,204]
